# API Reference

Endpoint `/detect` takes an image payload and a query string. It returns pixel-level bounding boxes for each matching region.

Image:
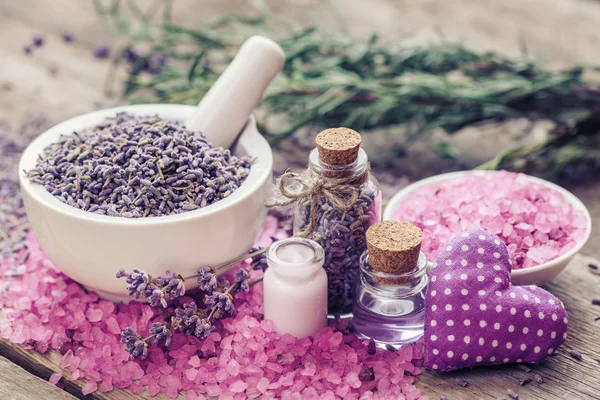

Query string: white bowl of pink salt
[383,170,591,285]
[18,104,272,301]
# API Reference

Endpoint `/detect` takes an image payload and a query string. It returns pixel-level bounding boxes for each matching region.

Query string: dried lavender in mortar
[294,171,380,314]
[0,112,47,259]
[26,113,253,217]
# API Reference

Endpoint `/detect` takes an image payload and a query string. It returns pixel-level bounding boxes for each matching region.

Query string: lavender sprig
[116,247,268,307]
[121,267,258,360]
[116,268,185,307]
[149,322,173,348]
[120,327,149,360]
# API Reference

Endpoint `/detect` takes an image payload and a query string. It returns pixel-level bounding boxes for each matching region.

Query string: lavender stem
[183,247,268,280]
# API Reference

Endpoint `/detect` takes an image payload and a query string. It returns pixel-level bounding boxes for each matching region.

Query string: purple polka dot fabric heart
[424,229,568,372]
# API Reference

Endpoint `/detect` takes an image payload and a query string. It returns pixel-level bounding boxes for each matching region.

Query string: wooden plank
[416,254,600,400]
[0,355,77,400]
[0,339,179,399]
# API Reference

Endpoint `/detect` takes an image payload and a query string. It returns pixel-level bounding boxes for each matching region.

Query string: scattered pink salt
[393,171,587,268]
[85,307,103,322]
[185,368,198,381]
[226,358,240,376]
[188,355,201,368]
[229,380,248,393]
[49,372,62,385]
[0,223,425,400]
[82,380,98,395]
[105,316,120,334]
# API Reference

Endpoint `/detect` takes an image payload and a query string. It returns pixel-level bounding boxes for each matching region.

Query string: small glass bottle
[353,221,428,346]
[263,237,328,338]
[293,128,382,316]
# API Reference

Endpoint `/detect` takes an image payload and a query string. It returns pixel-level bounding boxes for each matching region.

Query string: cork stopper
[315,128,361,166]
[366,221,423,275]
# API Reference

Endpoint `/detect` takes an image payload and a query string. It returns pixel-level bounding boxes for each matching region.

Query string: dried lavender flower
[194,319,214,339]
[117,268,185,307]
[440,397,448,400]
[592,299,600,306]
[62,31,74,43]
[385,343,397,353]
[23,45,32,54]
[94,44,110,59]
[172,302,200,336]
[205,292,235,315]
[518,378,531,386]
[234,268,250,292]
[120,327,149,360]
[32,34,43,47]
[26,113,253,218]
[197,267,218,292]
[569,350,582,360]
[517,364,531,373]
[366,339,376,355]
[149,322,173,348]
[156,271,185,300]
[455,378,469,388]
[358,367,375,381]
[249,247,269,271]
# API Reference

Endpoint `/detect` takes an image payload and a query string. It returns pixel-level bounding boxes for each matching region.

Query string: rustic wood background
[0,1,599,399]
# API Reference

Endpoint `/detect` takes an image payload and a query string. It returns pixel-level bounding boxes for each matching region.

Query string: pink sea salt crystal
[123,361,144,380]
[58,349,74,369]
[49,372,62,385]
[148,384,161,397]
[226,358,240,376]
[328,331,343,349]
[188,355,201,368]
[85,307,103,322]
[229,380,248,393]
[185,368,198,381]
[99,379,113,392]
[130,383,145,395]
[345,372,362,389]
[205,383,222,397]
[105,316,120,335]
[82,380,98,395]
[256,377,270,393]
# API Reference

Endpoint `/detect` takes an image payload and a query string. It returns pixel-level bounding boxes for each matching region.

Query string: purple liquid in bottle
[353,252,428,347]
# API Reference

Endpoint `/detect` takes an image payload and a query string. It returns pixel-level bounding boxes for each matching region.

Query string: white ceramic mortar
[19,104,272,301]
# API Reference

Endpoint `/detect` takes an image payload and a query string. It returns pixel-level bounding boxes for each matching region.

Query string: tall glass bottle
[293,128,381,315]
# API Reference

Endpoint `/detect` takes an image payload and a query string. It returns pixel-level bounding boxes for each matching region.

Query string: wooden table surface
[1,1,599,399]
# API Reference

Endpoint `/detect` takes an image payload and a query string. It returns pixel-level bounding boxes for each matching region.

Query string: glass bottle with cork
[352,221,428,347]
[267,128,382,316]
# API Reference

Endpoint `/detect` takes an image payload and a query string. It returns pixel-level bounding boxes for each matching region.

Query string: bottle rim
[267,237,325,276]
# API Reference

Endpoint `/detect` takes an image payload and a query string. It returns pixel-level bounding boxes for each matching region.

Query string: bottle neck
[267,238,325,283]
[308,148,369,179]
[359,251,429,298]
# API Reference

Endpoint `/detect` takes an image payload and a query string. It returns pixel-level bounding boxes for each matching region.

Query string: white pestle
[185,36,285,149]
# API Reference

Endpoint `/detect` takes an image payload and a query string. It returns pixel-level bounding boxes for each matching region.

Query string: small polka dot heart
[424,229,568,371]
